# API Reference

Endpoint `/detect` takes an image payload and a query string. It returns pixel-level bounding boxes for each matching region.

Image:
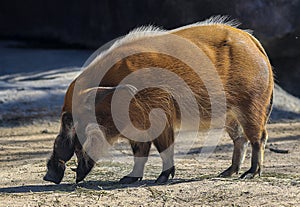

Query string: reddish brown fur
[46,20,274,184]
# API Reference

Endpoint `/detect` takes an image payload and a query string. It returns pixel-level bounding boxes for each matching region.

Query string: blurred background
[0,0,299,122]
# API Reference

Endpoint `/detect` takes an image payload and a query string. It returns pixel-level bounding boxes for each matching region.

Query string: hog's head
[44,84,136,184]
[43,112,76,184]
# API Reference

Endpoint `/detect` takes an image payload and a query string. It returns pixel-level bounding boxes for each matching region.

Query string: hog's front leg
[119,141,151,184]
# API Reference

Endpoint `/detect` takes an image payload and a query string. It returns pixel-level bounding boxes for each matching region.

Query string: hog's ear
[82,87,115,111]
[107,84,138,107]
[81,85,138,112]
[84,85,137,104]
[82,86,122,110]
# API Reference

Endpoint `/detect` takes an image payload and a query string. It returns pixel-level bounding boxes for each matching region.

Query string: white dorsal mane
[90,15,243,65]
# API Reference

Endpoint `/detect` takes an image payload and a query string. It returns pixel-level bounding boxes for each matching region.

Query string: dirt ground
[0,121,299,207]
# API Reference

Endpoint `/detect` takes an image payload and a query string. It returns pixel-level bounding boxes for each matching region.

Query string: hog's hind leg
[153,127,175,184]
[238,104,269,179]
[219,119,249,177]
[240,127,268,179]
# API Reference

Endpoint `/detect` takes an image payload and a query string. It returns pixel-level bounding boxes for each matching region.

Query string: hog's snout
[44,158,66,184]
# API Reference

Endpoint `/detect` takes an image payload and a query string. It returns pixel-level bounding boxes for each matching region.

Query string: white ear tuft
[81,87,116,110]
[116,84,138,92]
[82,85,137,109]
[116,84,138,96]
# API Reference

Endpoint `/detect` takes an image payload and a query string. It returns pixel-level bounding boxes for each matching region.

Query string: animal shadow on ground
[0,178,208,194]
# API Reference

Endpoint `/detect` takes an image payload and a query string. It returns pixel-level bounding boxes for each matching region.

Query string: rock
[41,129,49,134]
[0,0,300,104]
[271,84,300,121]
[0,67,299,123]
[234,0,300,97]
[0,1,299,97]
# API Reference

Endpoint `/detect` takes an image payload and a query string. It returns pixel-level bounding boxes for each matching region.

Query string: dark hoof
[240,172,255,179]
[155,166,175,184]
[76,177,85,184]
[43,175,61,184]
[155,175,169,183]
[240,168,260,179]
[218,171,232,178]
[119,176,142,184]
[218,166,238,178]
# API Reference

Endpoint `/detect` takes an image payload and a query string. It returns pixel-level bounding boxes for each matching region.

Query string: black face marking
[44,112,76,184]
[61,112,73,132]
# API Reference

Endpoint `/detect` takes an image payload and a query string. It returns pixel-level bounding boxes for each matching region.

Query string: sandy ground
[0,121,299,207]
[0,40,300,207]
